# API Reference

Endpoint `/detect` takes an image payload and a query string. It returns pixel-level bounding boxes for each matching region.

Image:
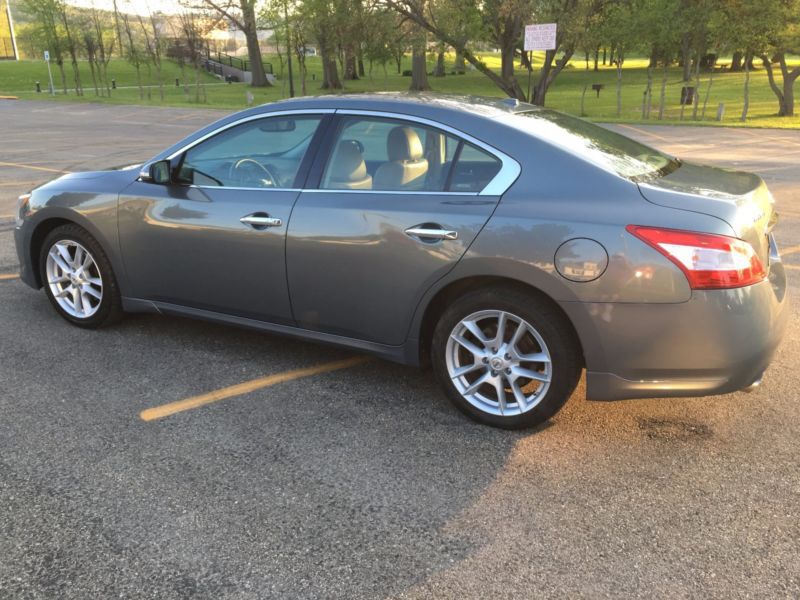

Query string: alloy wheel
[45,240,104,319]
[445,309,552,416]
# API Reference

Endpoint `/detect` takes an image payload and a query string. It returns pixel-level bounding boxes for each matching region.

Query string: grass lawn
[0,53,798,129]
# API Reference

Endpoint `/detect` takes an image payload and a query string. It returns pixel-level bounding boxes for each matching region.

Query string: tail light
[626,225,766,290]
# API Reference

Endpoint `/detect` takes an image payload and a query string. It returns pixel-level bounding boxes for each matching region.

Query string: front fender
[22,188,127,294]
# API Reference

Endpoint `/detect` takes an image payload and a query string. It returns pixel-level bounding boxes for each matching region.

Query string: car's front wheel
[39,224,123,328]
[432,286,581,429]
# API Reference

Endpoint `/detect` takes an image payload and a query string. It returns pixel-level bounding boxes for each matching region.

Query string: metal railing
[205,50,273,75]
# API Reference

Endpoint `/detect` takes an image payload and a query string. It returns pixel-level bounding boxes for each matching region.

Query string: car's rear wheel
[432,286,581,429]
[39,224,123,328]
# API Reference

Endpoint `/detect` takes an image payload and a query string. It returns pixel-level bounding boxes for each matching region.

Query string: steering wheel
[229,158,279,188]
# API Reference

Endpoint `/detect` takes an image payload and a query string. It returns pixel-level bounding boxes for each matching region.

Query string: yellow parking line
[0,161,71,175]
[780,244,800,257]
[0,181,40,187]
[140,355,370,421]
[784,264,799,271]
[0,273,19,281]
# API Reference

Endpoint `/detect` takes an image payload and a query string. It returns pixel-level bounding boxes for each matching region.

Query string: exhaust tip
[742,374,764,393]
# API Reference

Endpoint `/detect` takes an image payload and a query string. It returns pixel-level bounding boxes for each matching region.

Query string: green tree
[758,0,800,116]
[19,0,68,93]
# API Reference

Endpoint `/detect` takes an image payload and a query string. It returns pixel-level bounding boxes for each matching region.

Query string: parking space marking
[781,244,800,257]
[0,180,41,188]
[0,273,19,281]
[0,161,72,175]
[614,124,689,146]
[139,356,370,421]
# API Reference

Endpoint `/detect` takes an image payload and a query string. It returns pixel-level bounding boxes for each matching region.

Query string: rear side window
[447,143,502,193]
[319,116,502,193]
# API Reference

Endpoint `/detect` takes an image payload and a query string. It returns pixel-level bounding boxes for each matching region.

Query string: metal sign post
[44,50,55,95]
[524,23,557,104]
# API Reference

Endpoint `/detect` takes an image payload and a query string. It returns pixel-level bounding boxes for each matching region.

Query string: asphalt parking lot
[1,100,798,598]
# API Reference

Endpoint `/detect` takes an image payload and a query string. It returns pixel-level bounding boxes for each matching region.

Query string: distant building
[205,26,277,55]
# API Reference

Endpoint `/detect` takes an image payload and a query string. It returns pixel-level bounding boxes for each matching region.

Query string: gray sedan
[13,94,789,429]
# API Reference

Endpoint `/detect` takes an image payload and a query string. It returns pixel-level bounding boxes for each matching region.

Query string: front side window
[177,115,322,188]
[320,116,501,193]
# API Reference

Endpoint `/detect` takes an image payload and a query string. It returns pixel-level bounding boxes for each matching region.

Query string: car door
[118,112,330,324]
[286,113,515,345]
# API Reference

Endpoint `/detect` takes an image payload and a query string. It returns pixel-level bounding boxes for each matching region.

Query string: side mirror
[140,160,172,184]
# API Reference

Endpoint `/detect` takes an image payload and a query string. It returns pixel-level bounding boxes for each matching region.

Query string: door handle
[240,213,282,229]
[404,226,458,241]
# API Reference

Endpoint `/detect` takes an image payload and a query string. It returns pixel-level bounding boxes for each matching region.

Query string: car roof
[257,92,538,121]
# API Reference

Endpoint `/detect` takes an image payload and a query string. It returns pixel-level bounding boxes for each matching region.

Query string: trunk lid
[637,162,777,265]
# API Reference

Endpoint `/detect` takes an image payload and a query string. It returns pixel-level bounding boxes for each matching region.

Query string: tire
[431,286,581,429]
[39,223,123,329]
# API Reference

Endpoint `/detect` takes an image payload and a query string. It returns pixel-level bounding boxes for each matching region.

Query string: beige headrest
[328,140,368,183]
[387,127,424,162]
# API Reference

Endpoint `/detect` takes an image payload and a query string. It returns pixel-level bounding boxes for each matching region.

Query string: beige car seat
[374,127,429,190]
[325,140,373,190]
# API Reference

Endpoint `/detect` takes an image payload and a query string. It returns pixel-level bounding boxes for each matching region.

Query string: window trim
[309,109,520,197]
[151,109,335,192]
[141,107,520,196]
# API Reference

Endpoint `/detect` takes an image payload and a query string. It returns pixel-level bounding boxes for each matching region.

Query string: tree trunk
[434,50,445,77]
[745,51,756,71]
[518,48,532,71]
[762,53,799,117]
[500,38,516,88]
[322,53,342,89]
[616,58,623,117]
[740,60,750,122]
[410,41,430,91]
[681,34,692,82]
[580,83,588,116]
[58,62,67,94]
[593,46,599,72]
[343,48,358,80]
[730,51,743,72]
[658,62,668,120]
[648,45,658,68]
[701,67,714,119]
[691,51,701,120]
[241,1,270,87]
[454,49,465,74]
[532,47,574,106]
[88,57,99,96]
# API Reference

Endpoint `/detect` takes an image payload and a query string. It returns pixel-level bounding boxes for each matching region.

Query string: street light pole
[284,0,294,98]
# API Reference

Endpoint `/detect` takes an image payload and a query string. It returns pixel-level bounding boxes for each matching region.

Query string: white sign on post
[524,23,557,51]
[44,50,50,61]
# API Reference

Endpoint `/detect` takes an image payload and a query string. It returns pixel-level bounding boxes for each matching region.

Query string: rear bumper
[564,263,789,401]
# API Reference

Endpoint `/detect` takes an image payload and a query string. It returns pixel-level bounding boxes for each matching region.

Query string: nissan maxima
[14,94,789,429]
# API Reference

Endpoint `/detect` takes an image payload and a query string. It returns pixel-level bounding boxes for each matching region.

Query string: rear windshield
[500,109,680,181]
